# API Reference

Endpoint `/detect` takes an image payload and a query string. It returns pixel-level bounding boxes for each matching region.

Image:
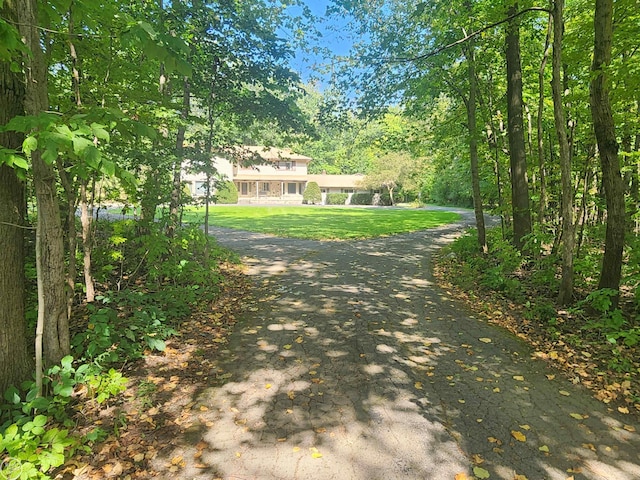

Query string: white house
[183,146,366,204]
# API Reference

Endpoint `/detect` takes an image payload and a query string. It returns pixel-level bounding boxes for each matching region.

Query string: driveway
[161,209,640,479]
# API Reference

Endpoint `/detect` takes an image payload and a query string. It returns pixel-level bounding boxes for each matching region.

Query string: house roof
[226,145,313,163]
[308,174,365,188]
[234,174,310,182]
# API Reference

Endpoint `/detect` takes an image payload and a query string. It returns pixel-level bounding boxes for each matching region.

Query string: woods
[0,0,639,477]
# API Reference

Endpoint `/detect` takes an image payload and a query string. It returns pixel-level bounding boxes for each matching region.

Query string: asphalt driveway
[159,208,640,479]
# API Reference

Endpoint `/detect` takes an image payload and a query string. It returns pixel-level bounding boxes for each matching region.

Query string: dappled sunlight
[145,219,640,479]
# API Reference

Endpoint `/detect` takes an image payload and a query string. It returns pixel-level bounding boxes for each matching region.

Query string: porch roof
[307,174,366,188]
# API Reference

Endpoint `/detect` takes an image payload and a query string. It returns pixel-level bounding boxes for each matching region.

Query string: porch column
[281,181,284,197]
[255,181,259,199]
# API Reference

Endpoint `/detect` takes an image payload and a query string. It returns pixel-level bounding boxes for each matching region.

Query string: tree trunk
[80,180,95,302]
[590,0,625,294]
[464,39,487,252]
[0,16,33,391]
[169,76,191,236]
[13,0,70,367]
[552,0,575,305]
[537,16,552,223]
[56,160,77,319]
[505,3,532,250]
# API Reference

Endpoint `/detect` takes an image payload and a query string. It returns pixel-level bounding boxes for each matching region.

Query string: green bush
[326,193,348,205]
[350,193,373,205]
[215,180,238,204]
[303,181,322,204]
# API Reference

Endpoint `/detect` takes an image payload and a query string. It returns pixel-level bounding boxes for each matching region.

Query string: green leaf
[22,136,37,155]
[60,355,73,370]
[100,159,116,177]
[473,466,490,479]
[33,414,48,427]
[72,135,93,155]
[91,123,110,142]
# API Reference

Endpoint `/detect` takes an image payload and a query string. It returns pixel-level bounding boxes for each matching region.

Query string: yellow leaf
[472,453,484,464]
[283,344,292,350]
[514,475,528,480]
[546,374,556,380]
[493,387,501,393]
[415,382,423,390]
[623,424,636,432]
[539,445,549,452]
[454,474,469,480]
[287,391,295,400]
[473,466,490,479]
[559,390,570,396]
[458,399,466,404]
[618,406,629,414]
[519,424,531,430]
[265,383,272,389]
[511,430,526,442]
[295,336,303,344]
[171,456,184,466]
[549,351,559,359]
[513,375,525,381]
[570,413,584,420]
[292,446,301,452]
[479,338,492,343]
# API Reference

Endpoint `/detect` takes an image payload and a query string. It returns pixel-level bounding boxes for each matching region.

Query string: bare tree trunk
[169,76,191,236]
[56,161,77,318]
[590,0,625,295]
[464,38,487,252]
[505,3,532,250]
[14,0,70,366]
[537,16,552,223]
[552,0,576,305]
[0,12,32,390]
[80,180,95,302]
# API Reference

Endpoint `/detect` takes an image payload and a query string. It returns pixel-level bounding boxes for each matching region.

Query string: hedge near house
[326,193,349,205]
[303,181,322,204]
[215,180,238,204]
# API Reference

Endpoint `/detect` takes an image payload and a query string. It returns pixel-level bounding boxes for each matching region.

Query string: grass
[182,206,460,240]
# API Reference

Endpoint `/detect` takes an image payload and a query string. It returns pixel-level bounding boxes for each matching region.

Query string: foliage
[350,193,374,205]
[0,355,127,480]
[302,181,322,204]
[325,193,349,205]
[214,180,238,204]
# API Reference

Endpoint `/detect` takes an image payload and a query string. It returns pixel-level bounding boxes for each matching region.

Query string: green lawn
[183,206,460,240]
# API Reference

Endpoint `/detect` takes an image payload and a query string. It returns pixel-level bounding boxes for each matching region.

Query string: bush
[303,181,322,204]
[350,193,373,205]
[326,193,349,205]
[215,180,238,204]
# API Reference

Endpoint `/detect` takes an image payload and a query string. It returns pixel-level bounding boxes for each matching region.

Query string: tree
[0,2,32,392]
[215,180,238,204]
[505,2,532,250]
[551,0,575,305]
[12,0,70,368]
[590,0,625,294]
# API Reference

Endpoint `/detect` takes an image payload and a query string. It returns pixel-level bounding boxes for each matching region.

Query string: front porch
[235,179,306,204]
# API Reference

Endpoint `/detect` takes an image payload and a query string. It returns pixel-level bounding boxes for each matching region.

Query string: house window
[261,182,270,191]
[287,182,297,194]
[195,181,207,195]
[341,188,354,194]
[298,183,304,194]
[241,183,248,196]
[275,161,296,170]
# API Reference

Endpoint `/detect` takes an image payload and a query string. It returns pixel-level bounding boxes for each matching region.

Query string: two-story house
[183,146,366,204]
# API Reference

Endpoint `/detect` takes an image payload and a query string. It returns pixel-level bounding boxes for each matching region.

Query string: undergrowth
[1,221,236,479]
[437,226,640,409]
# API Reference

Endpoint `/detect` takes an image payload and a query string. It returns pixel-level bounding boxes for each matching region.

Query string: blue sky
[283,0,356,87]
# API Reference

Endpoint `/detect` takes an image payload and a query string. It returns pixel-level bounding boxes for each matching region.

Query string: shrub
[215,180,238,204]
[350,193,373,205]
[303,181,322,204]
[326,193,348,205]
[372,192,392,206]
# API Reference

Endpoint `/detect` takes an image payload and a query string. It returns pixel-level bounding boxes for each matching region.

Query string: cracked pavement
[154,208,640,479]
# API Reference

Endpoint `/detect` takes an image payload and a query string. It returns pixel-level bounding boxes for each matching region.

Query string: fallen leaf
[493,387,501,393]
[511,430,526,442]
[265,384,272,389]
[582,443,596,452]
[513,375,525,381]
[559,390,570,396]
[171,456,184,466]
[519,424,531,430]
[623,424,636,432]
[415,382,423,390]
[473,466,490,479]
[514,475,528,480]
[454,474,469,480]
[283,344,292,350]
[618,406,629,414]
[570,413,584,420]
[546,374,556,380]
[458,399,466,404]
[479,338,492,343]
[472,453,484,464]
[539,445,550,453]
[295,336,303,344]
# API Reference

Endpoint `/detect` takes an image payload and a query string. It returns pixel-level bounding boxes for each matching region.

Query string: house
[183,146,366,204]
